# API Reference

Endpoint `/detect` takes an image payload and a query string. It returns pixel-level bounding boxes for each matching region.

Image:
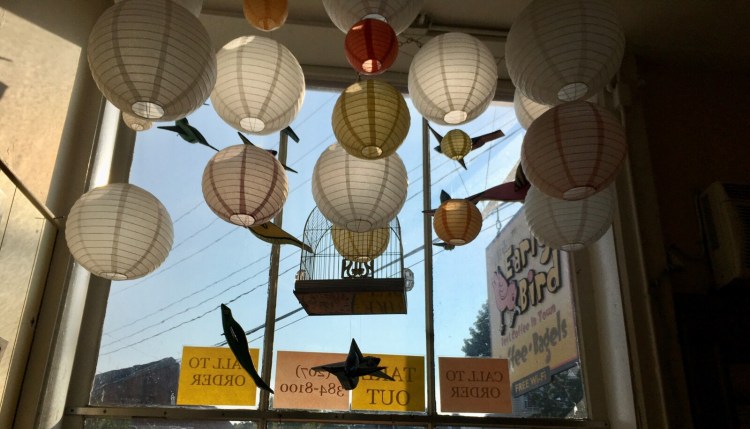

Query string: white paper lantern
[332,226,390,262]
[505,0,626,105]
[115,0,203,17]
[312,143,408,232]
[322,0,424,35]
[65,183,173,280]
[202,144,288,227]
[211,36,305,135]
[404,267,415,291]
[408,32,498,125]
[521,101,627,201]
[332,80,410,159]
[88,0,216,121]
[121,112,152,131]
[524,185,615,251]
[513,88,551,130]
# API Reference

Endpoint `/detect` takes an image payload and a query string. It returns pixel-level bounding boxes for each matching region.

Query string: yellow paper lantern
[312,143,408,232]
[332,80,410,159]
[524,185,615,251]
[121,112,152,132]
[521,100,627,200]
[243,0,288,32]
[433,199,482,245]
[408,33,498,125]
[505,0,626,105]
[322,0,424,35]
[211,36,305,135]
[65,183,173,280]
[202,144,288,227]
[87,0,216,121]
[440,129,472,160]
[332,226,390,262]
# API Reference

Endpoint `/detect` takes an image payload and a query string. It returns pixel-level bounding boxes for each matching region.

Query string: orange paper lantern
[433,199,482,245]
[344,19,398,75]
[243,0,288,32]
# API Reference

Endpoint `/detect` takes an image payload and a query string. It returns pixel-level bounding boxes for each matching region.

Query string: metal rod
[421,117,437,416]
[0,160,61,228]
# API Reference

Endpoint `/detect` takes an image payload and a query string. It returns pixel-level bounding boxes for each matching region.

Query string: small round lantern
[505,0,626,105]
[332,226,390,262]
[322,0,424,35]
[243,0,288,32]
[345,19,398,75]
[440,129,472,160]
[211,36,305,135]
[121,112,152,132]
[513,87,551,130]
[312,143,408,232]
[332,80,410,159]
[408,32,498,125]
[202,144,288,227]
[88,0,216,121]
[521,100,627,200]
[433,199,482,245]
[65,183,173,280]
[524,185,615,251]
[404,267,415,291]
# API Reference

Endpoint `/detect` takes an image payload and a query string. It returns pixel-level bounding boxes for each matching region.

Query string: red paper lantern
[344,18,398,75]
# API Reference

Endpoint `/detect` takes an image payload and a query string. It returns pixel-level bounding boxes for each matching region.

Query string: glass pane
[85,417,256,429]
[270,423,421,429]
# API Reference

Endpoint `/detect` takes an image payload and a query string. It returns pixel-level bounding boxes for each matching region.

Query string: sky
[94,88,525,391]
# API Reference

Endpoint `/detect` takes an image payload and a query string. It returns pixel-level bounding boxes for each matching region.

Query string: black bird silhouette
[158,118,219,151]
[281,126,300,143]
[220,304,274,393]
[433,242,456,251]
[428,124,504,170]
[312,339,394,390]
[237,133,298,174]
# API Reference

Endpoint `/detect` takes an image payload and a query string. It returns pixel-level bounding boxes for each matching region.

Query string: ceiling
[198,0,750,99]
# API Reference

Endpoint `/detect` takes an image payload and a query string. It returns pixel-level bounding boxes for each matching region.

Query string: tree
[462,302,491,357]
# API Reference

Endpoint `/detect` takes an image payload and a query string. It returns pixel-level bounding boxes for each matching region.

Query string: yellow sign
[176,346,260,406]
[486,211,579,397]
[352,354,425,412]
[274,351,349,410]
[438,357,511,413]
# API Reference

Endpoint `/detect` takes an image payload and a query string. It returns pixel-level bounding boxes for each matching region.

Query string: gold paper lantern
[202,144,288,227]
[312,143,408,232]
[243,0,288,32]
[440,129,472,160]
[121,112,152,132]
[332,226,390,262]
[332,80,410,159]
[65,183,173,280]
[408,33,498,125]
[505,0,626,105]
[88,0,216,121]
[524,185,615,251]
[433,199,482,245]
[322,0,424,35]
[211,36,305,135]
[521,100,627,200]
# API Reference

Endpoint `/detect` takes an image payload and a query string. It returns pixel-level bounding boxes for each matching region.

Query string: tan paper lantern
[65,183,173,280]
[332,80,410,159]
[115,0,203,17]
[322,0,424,35]
[211,36,305,135]
[524,185,615,251]
[408,32,498,125]
[88,0,216,121]
[433,199,482,245]
[121,112,152,132]
[243,0,288,32]
[440,129,472,160]
[332,226,390,262]
[505,0,626,105]
[513,87,551,130]
[521,101,627,200]
[202,144,288,227]
[312,143,408,232]
[345,18,398,75]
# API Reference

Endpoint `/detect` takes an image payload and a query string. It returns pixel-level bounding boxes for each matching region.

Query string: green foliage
[462,302,491,357]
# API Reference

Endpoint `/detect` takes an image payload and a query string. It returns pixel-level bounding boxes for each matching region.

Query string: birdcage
[294,207,407,315]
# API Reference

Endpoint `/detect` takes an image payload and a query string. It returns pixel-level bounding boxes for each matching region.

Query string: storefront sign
[438,357,511,413]
[274,351,349,410]
[486,211,579,397]
[176,346,261,406]
[352,354,425,412]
